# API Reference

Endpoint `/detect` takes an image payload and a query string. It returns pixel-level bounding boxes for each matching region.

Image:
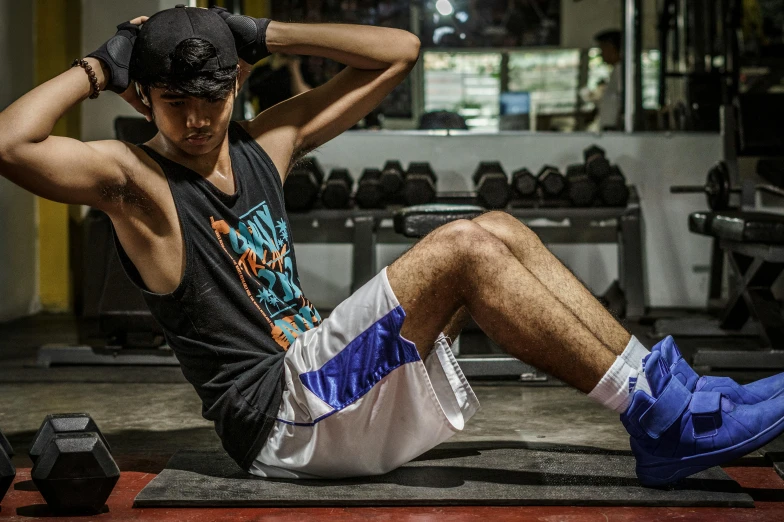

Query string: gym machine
[653,0,784,370]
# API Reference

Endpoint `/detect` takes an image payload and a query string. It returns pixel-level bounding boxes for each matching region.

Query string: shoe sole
[635,413,784,487]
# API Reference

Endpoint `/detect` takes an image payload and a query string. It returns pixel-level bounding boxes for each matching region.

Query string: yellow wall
[35,0,81,311]
[193,2,270,19]
[243,0,270,18]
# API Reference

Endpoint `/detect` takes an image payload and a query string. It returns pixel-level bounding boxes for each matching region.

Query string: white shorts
[249,267,480,479]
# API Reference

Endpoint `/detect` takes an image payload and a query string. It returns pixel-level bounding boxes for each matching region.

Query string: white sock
[587,336,651,413]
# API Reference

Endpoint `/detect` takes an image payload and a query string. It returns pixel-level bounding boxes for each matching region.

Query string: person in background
[594,29,623,131]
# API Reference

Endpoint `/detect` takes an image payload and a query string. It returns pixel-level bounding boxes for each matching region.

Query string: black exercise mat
[759,437,784,481]
[134,441,753,507]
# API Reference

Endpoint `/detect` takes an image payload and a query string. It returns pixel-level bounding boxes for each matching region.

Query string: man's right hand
[209,7,272,65]
[87,15,149,94]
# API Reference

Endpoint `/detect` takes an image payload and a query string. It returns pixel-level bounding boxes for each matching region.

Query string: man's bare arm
[0,57,132,209]
[0,15,150,211]
[244,22,420,177]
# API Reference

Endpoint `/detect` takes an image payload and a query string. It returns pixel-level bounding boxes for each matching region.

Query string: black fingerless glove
[210,6,272,65]
[87,21,141,93]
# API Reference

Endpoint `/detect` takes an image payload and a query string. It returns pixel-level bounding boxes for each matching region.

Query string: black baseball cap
[129,4,238,82]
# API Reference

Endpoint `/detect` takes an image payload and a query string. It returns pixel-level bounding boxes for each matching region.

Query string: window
[587,48,660,110]
[641,50,660,110]
[507,50,580,114]
[424,52,502,131]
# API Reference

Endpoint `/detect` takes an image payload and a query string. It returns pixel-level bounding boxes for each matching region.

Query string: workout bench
[689,210,784,370]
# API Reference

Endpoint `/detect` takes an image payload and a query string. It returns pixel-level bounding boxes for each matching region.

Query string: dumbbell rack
[286,186,646,380]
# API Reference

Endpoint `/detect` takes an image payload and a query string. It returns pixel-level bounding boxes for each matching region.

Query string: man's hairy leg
[387,219,618,393]
[442,306,471,346]
[472,211,631,355]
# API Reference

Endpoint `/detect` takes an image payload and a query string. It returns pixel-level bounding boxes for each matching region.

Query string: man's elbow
[400,32,421,66]
[0,143,16,167]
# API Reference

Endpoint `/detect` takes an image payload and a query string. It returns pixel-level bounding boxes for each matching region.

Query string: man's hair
[137,38,238,103]
[594,29,622,51]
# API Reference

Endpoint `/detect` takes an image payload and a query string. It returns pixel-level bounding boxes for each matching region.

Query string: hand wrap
[87,21,142,93]
[210,6,272,65]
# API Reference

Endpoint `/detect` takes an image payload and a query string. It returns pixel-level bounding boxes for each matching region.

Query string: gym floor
[1,313,784,521]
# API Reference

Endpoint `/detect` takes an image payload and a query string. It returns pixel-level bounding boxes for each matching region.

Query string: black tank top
[113,121,322,470]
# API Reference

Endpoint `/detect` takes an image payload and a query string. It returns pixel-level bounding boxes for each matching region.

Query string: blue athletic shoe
[653,336,784,404]
[621,349,784,486]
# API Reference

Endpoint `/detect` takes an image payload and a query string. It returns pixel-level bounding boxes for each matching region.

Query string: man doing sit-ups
[1,6,783,485]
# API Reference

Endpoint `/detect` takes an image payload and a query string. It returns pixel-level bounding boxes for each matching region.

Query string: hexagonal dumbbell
[565,164,598,207]
[537,165,566,199]
[0,429,13,459]
[473,161,511,209]
[511,168,537,199]
[321,169,354,209]
[380,160,405,196]
[29,414,111,464]
[356,168,386,209]
[32,432,119,514]
[403,162,437,206]
[0,431,14,504]
[599,165,630,207]
[283,156,325,212]
[583,144,612,181]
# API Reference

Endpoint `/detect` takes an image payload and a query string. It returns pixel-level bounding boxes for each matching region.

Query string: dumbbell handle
[673,184,784,197]
[670,185,742,194]
[670,185,705,194]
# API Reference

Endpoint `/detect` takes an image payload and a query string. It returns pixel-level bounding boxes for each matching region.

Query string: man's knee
[430,219,510,265]
[432,219,499,247]
[473,211,540,246]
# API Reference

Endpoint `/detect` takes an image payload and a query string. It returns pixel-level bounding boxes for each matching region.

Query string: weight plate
[706,162,730,211]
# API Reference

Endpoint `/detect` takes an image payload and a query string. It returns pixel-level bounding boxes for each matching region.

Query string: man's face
[599,41,620,65]
[147,87,235,155]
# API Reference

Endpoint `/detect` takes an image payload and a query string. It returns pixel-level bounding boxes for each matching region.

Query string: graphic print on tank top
[210,200,322,349]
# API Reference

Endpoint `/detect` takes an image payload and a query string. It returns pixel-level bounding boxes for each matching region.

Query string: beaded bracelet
[72,58,101,99]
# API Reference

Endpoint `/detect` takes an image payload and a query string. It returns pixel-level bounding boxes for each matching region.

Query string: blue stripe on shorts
[297,306,420,415]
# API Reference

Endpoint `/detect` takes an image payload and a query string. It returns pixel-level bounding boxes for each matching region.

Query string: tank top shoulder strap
[137,143,180,173]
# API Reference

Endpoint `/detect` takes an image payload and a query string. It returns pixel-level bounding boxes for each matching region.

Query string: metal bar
[653,316,757,338]
[288,206,632,223]
[37,345,180,368]
[576,49,590,129]
[633,0,644,129]
[351,216,377,293]
[623,0,641,132]
[694,349,784,370]
[719,252,760,329]
[409,2,424,125]
[619,205,646,318]
[708,238,725,304]
[454,356,541,380]
[720,240,784,261]
[658,0,672,109]
[721,106,741,194]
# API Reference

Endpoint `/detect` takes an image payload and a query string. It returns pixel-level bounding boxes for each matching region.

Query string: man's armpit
[98,163,155,214]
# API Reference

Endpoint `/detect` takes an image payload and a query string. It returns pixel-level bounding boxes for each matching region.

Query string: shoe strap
[690,390,722,437]
[640,375,691,439]
[671,358,699,390]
